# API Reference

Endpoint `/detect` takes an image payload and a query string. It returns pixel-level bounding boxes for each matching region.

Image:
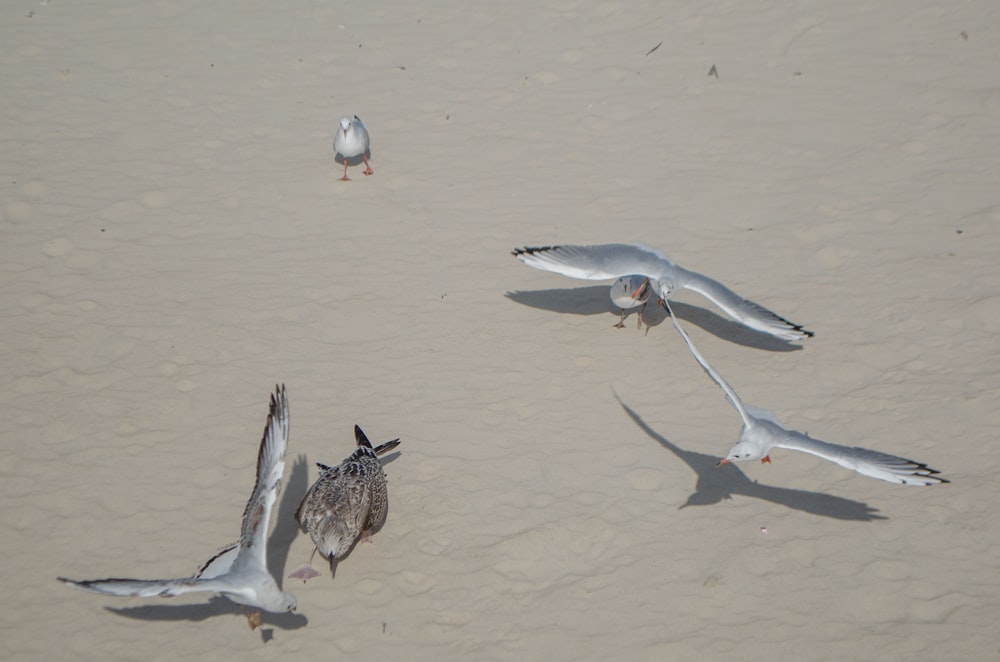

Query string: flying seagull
[58,385,297,613]
[662,301,946,485]
[513,243,812,341]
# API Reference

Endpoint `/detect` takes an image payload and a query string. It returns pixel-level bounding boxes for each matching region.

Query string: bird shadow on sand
[505,288,803,352]
[104,457,313,636]
[105,596,306,639]
[614,394,886,521]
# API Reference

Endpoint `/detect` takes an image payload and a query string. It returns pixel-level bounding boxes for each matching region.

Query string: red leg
[340,161,351,181]
[362,157,374,176]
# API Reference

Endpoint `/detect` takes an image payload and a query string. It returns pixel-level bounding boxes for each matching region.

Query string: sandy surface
[3,0,999,659]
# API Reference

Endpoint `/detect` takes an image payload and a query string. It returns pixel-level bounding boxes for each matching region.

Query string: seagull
[289,425,400,582]
[609,274,652,329]
[58,385,298,613]
[662,300,947,485]
[334,115,373,181]
[512,243,813,341]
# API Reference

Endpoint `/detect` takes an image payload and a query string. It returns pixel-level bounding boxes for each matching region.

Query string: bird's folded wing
[374,438,401,456]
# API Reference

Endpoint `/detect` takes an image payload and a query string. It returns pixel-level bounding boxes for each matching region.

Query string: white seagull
[609,274,652,329]
[662,300,947,485]
[58,385,298,613]
[512,243,813,341]
[334,115,373,181]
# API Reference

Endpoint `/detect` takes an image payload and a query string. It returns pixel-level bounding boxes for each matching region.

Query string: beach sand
[2,1,998,659]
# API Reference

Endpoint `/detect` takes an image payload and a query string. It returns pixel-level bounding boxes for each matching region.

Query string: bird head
[718,420,767,465]
[280,591,297,612]
[610,276,651,309]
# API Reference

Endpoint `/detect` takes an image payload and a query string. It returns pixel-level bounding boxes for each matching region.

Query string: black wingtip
[768,311,814,339]
[354,424,373,448]
[268,383,287,418]
[511,245,558,257]
[374,438,402,455]
[903,458,949,484]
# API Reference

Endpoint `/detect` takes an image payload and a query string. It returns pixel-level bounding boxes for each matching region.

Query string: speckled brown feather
[295,425,400,563]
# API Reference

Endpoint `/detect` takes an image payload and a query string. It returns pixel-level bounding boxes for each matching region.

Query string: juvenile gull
[663,301,947,485]
[333,115,373,181]
[512,243,813,341]
[289,425,400,582]
[58,385,298,613]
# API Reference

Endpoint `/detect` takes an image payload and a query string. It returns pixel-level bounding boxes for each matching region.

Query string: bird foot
[363,167,374,176]
[288,565,322,583]
[247,611,262,631]
[761,455,772,464]
[339,175,351,182]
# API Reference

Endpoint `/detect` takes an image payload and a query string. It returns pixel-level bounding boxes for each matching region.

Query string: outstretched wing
[57,576,217,599]
[232,384,289,574]
[512,244,674,282]
[679,269,813,341]
[774,429,948,486]
[663,300,754,429]
[195,543,240,579]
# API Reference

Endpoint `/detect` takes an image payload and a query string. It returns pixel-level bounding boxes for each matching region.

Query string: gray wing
[663,300,753,428]
[195,543,239,579]
[57,576,222,599]
[353,116,371,150]
[678,268,813,341]
[512,244,675,282]
[232,385,289,574]
[774,430,948,485]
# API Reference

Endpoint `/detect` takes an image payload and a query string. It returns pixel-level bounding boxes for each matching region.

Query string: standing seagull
[289,425,400,582]
[58,385,298,614]
[662,300,947,485]
[512,243,813,342]
[333,115,373,181]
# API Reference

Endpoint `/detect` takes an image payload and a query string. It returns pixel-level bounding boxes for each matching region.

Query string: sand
[2,0,998,659]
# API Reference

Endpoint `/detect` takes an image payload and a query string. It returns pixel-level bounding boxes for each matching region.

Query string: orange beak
[632,278,650,300]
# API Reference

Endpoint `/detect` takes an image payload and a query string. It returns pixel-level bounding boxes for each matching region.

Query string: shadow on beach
[615,394,886,521]
[505,287,805,351]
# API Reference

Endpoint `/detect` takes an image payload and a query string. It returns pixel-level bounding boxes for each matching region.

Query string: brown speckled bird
[288,425,400,582]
